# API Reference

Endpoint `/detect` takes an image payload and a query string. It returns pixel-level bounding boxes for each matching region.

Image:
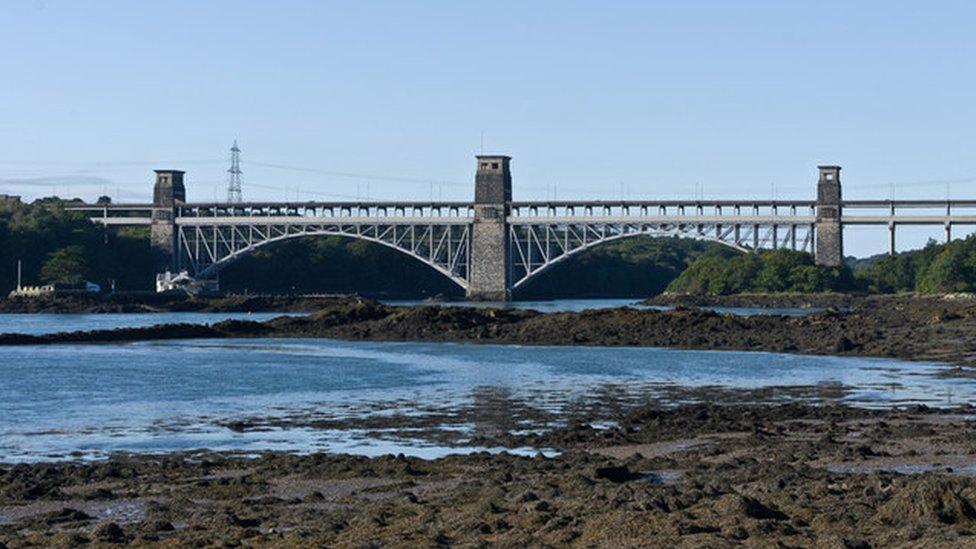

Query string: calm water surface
[0,338,966,462]
[387,298,820,316]
[0,312,293,336]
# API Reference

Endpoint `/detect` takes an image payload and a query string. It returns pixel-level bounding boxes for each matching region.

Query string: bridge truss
[73,199,830,290]
[508,221,813,289]
[178,218,472,288]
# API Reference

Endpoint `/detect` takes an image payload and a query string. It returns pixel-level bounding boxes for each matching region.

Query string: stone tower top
[817,165,841,207]
[818,165,841,180]
[474,155,512,204]
[476,155,511,173]
[153,170,186,207]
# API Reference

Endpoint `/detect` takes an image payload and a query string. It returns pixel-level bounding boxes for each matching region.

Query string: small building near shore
[8,281,102,298]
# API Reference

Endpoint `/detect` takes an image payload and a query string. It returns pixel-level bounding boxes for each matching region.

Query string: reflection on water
[386,298,821,316]
[0,312,296,336]
[0,338,968,462]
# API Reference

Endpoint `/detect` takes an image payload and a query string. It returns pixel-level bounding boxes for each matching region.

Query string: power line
[244,181,384,201]
[847,176,976,189]
[243,160,469,187]
[6,154,976,202]
[0,159,223,166]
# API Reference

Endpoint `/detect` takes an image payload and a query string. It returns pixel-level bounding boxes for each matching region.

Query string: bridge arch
[510,225,751,291]
[180,225,470,290]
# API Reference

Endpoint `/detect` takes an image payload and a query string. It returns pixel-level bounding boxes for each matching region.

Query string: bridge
[67,156,976,300]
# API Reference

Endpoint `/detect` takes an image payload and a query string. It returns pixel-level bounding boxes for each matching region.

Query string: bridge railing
[64,203,154,225]
[509,201,817,220]
[65,198,976,227]
[839,200,976,226]
[174,201,476,219]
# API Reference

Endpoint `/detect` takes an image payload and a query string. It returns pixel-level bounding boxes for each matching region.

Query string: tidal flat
[3,295,976,545]
[4,398,976,546]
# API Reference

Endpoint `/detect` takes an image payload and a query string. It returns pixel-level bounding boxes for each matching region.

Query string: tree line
[667,236,976,295]
[0,198,153,292]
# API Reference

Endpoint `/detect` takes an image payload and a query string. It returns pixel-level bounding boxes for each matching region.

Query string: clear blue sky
[1,1,974,255]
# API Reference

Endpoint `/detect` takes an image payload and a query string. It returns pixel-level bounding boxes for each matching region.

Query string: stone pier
[815,165,843,267]
[467,155,512,300]
[150,170,185,274]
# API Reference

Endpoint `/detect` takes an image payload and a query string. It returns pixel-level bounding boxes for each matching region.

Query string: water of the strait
[0,336,966,463]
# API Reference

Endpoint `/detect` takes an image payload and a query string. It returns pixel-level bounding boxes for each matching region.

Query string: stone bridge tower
[815,165,843,267]
[151,170,185,273]
[467,155,512,300]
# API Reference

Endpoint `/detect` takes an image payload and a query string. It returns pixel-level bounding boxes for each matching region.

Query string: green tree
[667,249,853,295]
[915,237,976,293]
[40,245,89,285]
[0,198,154,292]
[755,249,810,292]
[854,239,945,293]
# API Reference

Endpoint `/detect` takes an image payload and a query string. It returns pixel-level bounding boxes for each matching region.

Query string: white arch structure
[165,201,817,292]
[508,219,812,289]
[180,219,472,289]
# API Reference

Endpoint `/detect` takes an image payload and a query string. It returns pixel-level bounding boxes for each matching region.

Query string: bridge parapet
[509,201,817,220]
[174,201,475,220]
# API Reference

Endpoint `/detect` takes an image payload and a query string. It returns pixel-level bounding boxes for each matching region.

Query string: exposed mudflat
[5,294,976,369]
[4,398,976,546]
[6,295,976,545]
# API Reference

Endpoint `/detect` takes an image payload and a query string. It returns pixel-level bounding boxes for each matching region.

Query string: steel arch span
[177,221,471,289]
[508,221,814,289]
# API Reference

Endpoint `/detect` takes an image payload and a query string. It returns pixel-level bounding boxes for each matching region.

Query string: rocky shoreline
[4,294,976,368]
[6,294,976,545]
[4,398,976,546]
